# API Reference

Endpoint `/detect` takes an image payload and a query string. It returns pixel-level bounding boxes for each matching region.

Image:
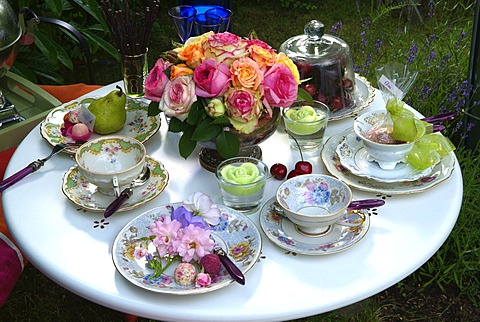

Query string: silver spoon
[104,167,151,218]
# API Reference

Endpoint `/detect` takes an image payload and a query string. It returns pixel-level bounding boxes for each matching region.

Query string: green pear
[88,85,127,134]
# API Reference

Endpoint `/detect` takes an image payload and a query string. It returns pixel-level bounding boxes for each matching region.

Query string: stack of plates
[321,130,456,194]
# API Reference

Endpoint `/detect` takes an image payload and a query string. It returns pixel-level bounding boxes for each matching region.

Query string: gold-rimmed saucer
[62,156,169,212]
[259,197,370,255]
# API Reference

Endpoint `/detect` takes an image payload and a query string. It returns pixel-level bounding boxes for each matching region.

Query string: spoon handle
[347,199,385,210]
[104,188,132,218]
[214,247,245,285]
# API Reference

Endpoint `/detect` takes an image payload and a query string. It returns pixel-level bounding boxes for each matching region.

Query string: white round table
[2,82,463,321]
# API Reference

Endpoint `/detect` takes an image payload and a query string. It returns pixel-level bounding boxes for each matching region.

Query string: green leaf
[178,127,197,159]
[168,117,188,132]
[34,31,58,64]
[187,102,206,125]
[211,116,231,125]
[192,119,222,141]
[148,101,161,116]
[44,0,63,17]
[82,31,120,61]
[297,87,314,105]
[216,131,240,159]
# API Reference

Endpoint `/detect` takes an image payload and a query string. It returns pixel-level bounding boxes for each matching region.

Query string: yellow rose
[230,57,263,90]
[276,52,300,84]
[248,44,276,69]
[170,64,194,79]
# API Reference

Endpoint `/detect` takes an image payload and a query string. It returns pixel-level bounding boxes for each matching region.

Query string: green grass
[2,0,480,320]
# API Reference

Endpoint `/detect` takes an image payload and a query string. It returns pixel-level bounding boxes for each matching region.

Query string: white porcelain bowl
[75,136,146,195]
[276,174,352,236]
[353,110,415,170]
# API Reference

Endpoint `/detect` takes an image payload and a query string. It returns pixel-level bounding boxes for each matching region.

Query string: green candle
[284,105,327,135]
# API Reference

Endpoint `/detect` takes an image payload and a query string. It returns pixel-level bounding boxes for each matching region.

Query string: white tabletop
[2,82,463,321]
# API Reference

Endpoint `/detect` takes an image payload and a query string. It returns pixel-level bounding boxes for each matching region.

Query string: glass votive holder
[215,157,268,214]
[282,100,330,151]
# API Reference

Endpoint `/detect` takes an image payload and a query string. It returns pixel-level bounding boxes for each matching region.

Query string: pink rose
[224,87,263,134]
[263,63,298,108]
[203,32,248,67]
[194,58,231,98]
[144,58,173,102]
[196,272,212,287]
[159,76,197,121]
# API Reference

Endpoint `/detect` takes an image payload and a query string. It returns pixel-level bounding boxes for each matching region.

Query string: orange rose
[248,44,276,69]
[170,64,194,79]
[230,57,263,90]
[178,43,205,68]
[276,52,300,84]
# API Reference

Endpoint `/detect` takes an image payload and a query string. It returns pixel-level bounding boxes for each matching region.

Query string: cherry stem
[285,130,304,161]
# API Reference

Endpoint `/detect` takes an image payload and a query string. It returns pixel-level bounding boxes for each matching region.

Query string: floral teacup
[276,174,353,235]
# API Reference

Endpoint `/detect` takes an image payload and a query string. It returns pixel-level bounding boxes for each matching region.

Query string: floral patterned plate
[259,197,370,255]
[335,132,436,183]
[112,204,262,295]
[329,74,375,121]
[321,130,456,194]
[40,97,161,154]
[62,156,169,212]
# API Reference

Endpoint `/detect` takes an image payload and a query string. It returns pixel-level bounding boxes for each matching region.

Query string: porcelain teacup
[276,174,353,236]
[75,135,146,196]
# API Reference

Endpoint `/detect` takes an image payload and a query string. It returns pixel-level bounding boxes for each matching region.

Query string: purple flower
[171,206,208,229]
[330,22,343,36]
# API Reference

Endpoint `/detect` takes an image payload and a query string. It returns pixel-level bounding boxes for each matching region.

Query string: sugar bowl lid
[279,20,351,66]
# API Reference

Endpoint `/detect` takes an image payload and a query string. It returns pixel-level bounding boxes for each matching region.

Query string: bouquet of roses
[145,31,309,159]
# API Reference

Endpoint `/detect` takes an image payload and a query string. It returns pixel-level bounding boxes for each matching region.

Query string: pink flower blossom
[263,63,298,108]
[194,58,231,98]
[148,216,183,257]
[159,75,197,121]
[133,247,148,259]
[196,272,212,287]
[182,192,221,226]
[144,58,173,102]
[224,87,263,134]
[177,225,214,263]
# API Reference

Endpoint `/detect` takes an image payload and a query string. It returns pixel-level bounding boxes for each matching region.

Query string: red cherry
[303,84,317,96]
[316,93,328,105]
[270,163,288,180]
[287,169,303,179]
[330,96,344,112]
[296,62,312,76]
[295,161,313,174]
[342,78,354,89]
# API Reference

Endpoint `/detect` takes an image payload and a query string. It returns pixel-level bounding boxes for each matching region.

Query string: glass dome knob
[304,20,324,41]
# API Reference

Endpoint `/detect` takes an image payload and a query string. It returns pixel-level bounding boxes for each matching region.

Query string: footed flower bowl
[354,110,416,170]
[276,174,352,236]
[75,135,146,195]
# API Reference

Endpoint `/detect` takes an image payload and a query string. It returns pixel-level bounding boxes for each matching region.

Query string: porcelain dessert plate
[62,156,168,212]
[335,133,436,183]
[322,130,456,194]
[329,74,375,121]
[40,97,161,154]
[112,204,262,295]
[259,197,370,255]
